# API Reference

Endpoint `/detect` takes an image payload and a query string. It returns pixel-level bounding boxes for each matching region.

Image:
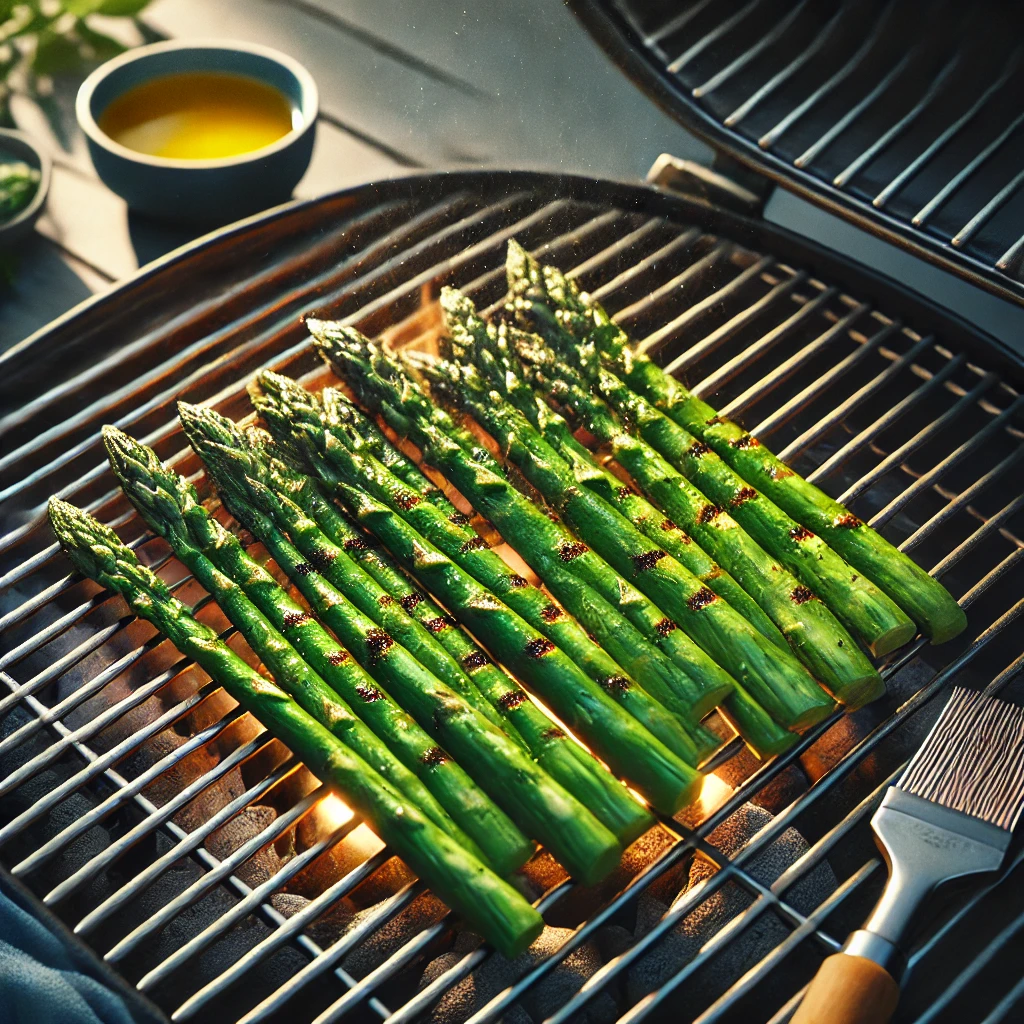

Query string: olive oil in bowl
[99,71,296,161]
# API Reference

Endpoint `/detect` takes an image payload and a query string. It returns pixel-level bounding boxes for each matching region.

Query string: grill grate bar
[583,227,703,300]
[749,318,901,439]
[76,751,294,938]
[873,45,1024,208]
[912,110,1024,228]
[794,49,917,172]
[723,3,851,128]
[634,255,775,356]
[564,216,666,285]
[953,166,1024,249]
[688,284,837,396]
[717,301,872,419]
[839,371,1000,506]
[924,492,1024,573]
[692,0,811,100]
[806,352,968,486]
[140,811,360,994]
[105,782,325,963]
[185,863,411,1023]
[776,332,934,463]
[645,0,715,49]
[665,0,764,76]
[664,270,812,380]
[758,3,896,151]
[833,48,966,190]
[871,395,1024,530]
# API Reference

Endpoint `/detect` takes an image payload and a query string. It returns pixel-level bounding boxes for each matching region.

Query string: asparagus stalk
[437,288,785,649]
[249,375,702,810]
[314,390,790,762]
[511,348,886,709]
[251,434,655,843]
[103,426,529,876]
[252,371,715,756]
[47,499,544,960]
[318,331,832,732]
[507,240,967,645]
[181,407,623,886]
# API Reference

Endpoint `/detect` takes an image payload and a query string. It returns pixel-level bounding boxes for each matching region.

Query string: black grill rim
[568,0,1024,314]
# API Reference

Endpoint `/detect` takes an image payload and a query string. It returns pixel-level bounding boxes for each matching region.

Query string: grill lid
[570,0,1024,307]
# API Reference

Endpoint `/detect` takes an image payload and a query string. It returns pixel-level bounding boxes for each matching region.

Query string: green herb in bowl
[0,162,41,223]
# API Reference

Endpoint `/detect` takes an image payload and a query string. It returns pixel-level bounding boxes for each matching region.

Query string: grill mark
[730,487,758,508]
[400,592,423,612]
[425,616,453,634]
[791,585,815,605]
[497,690,528,712]
[545,510,561,522]
[448,512,470,526]
[294,562,316,577]
[655,618,677,636]
[688,587,717,612]
[541,727,566,741]
[471,448,490,463]
[603,675,631,693]
[790,525,814,542]
[632,549,667,573]
[525,637,557,658]
[540,603,564,623]
[507,574,528,588]
[705,567,723,580]
[344,537,369,552]
[355,684,384,702]
[833,512,863,529]
[697,504,723,525]
[559,541,589,561]
[706,416,724,425]
[421,746,450,767]
[327,650,350,666]
[767,463,794,480]
[731,435,761,450]
[365,628,394,659]
[309,548,337,569]
[394,491,421,511]
[378,594,394,607]
[616,485,637,501]
[660,518,677,531]
[462,651,489,670]
[687,440,711,459]
[460,536,488,553]
[282,611,311,628]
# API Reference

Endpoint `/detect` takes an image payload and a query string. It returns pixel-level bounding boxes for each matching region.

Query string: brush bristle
[898,687,1024,830]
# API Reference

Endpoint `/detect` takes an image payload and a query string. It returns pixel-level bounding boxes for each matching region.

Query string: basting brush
[793,686,1024,1024]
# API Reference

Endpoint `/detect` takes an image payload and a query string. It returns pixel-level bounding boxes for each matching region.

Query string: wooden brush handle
[791,953,900,1024]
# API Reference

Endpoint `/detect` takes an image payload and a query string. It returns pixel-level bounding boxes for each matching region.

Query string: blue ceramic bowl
[0,128,51,247]
[77,39,318,224]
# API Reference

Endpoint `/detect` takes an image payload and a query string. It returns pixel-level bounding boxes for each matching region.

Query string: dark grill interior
[573,0,1024,304]
[0,173,1022,1023]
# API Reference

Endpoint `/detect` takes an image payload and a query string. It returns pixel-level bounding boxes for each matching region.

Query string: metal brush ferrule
[848,788,1010,981]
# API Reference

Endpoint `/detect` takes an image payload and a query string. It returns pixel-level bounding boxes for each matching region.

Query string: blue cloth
[0,874,154,1024]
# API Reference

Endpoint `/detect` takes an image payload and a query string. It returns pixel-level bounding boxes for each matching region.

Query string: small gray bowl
[0,128,51,247]
[76,39,318,224]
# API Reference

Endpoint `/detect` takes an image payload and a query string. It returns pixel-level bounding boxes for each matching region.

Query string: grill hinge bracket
[647,153,767,217]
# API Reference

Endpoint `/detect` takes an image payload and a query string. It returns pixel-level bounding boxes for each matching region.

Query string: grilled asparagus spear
[103,426,529,875]
[181,405,623,886]
[506,240,966,645]
[47,499,544,960]
[316,330,832,733]
[252,371,716,758]
[248,374,702,812]
[250,432,655,843]
[311,390,792,762]
[508,345,885,709]
[437,288,785,650]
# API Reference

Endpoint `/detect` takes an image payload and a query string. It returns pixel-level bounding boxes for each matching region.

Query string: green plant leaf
[62,0,104,16]
[76,21,126,60]
[97,0,152,15]
[32,30,84,75]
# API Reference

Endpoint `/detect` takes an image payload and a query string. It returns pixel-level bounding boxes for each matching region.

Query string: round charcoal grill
[0,171,1022,1024]
[572,0,1024,307]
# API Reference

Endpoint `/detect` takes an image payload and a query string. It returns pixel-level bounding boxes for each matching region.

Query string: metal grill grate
[0,173,1022,1023]
[572,0,1024,306]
